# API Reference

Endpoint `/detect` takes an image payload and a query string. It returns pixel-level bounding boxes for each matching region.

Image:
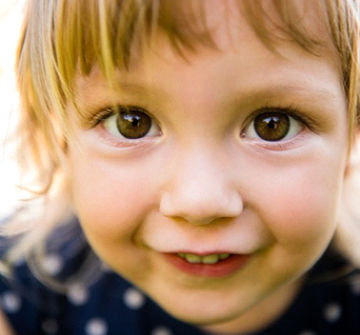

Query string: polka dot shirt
[0,249,359,334]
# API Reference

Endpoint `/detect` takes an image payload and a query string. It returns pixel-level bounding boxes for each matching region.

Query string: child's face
[67,1,349,333]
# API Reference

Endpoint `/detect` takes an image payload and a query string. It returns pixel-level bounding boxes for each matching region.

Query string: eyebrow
[76,72,343,125]
[248,84,339,103]
[80,76,339,101]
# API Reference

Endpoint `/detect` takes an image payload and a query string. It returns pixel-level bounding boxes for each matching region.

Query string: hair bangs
[49,0,217,101]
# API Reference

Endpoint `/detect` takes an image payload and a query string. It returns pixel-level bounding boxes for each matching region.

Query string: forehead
[67,0,337,74]
[190,0,335,56]
[75,1,344,130]
[77,0,340,88]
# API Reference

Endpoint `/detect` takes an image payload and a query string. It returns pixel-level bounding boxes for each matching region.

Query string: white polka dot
[299,331,317,335]
[350,277,360,295]
[85,318,108,335]
[42,318,59,334]
[123,288,145,309]
[151,326,173,335]
[41,254,64,276]
[323,303,342,322]
[1,291,22,313]
[67,285,90,306]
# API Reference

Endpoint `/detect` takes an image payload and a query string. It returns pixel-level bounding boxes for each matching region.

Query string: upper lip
[143,239,261,256]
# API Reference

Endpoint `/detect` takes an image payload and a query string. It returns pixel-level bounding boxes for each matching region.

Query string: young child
[1,0,360,334]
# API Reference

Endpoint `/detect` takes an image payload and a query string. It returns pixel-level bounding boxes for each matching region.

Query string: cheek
[253,159,345,249]
[241,155,348,283]
[67,154,157,241]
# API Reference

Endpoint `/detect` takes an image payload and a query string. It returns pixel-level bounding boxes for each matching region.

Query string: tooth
[178,253,186,259]
[185,254,202,263]
[202,254,220,264]
[219,253,230,260]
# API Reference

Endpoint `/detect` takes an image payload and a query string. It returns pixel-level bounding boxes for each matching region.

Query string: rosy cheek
[69,159,155,239]
[257,172,340,246]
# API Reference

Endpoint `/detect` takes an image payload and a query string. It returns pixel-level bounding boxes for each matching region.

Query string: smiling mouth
[177,253,231,264]
[163,252,250,277]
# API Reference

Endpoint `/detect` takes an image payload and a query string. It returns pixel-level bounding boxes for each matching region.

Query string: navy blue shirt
[0,234,359,335]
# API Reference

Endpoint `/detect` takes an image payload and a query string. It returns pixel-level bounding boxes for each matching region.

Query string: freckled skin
[67,1,349,334]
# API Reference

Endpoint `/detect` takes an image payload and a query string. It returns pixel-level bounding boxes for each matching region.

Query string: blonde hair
[2,0,360,276]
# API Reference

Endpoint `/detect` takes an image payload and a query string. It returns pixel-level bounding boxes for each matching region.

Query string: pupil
[268,120,276,129]
[123,114,140,127]
[116,109,152,139]
[254,112,290,141]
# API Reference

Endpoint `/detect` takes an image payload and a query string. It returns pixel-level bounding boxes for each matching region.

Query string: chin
[148,289,252,328]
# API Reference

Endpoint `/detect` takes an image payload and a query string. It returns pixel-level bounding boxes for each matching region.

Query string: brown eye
[116,108,152,139]
[102,106,160,141]
[243,110,303,143]
[253,112,290,141]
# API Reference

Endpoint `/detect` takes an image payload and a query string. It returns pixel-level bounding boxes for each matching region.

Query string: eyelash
[89,104,314,148]
[89,105,162,146]
[91,107,121,125]
[241,105,315,149]
[249,105,310,126]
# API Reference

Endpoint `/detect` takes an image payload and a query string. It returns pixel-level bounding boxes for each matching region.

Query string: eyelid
[90,105,149,125]
[92,105,162,143]
[247,106,302,123]
[243,106,315,132]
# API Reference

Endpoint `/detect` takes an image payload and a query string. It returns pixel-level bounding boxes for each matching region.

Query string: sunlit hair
[2,0,360,278]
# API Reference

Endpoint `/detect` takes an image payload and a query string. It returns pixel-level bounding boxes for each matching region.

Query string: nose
[159,149,243,225]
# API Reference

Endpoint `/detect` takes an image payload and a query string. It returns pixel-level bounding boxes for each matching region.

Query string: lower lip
[163,253,251,278]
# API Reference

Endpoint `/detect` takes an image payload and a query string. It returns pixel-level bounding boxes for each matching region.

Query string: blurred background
[0,1,23,216]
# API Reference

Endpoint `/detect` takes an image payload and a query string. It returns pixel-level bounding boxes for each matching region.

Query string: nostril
[159,190,243,225]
